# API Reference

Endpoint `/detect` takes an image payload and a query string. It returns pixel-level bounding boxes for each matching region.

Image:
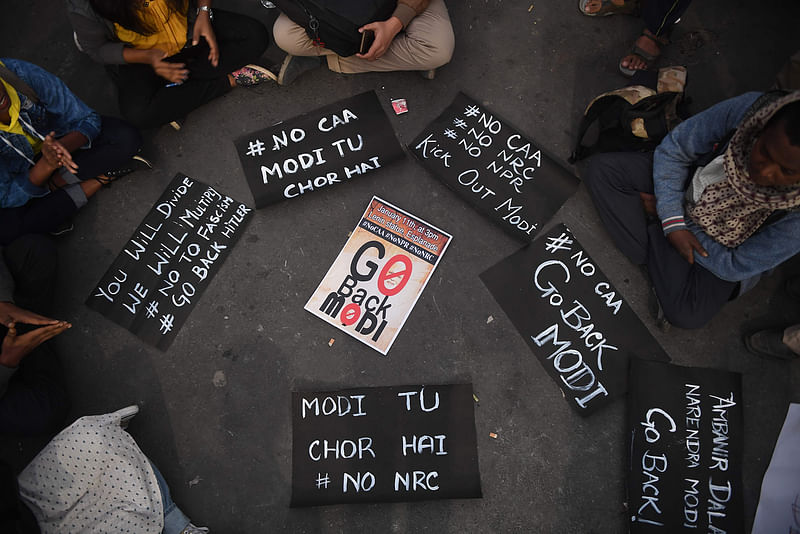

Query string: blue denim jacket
[0,58,101,208]
[653,92,800,292]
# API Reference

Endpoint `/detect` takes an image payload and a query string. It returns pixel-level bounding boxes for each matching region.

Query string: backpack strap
[568,94,624,163]
[0,65,39,104]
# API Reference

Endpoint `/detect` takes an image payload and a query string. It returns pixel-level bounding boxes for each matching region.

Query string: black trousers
[109,9,270,129]
[0,235,69,436]
[583,152,738,329]
[0,116,141,246]
[642,0,693,38]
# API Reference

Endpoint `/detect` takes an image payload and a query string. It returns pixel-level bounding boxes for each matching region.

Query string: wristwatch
[197,5,213,20]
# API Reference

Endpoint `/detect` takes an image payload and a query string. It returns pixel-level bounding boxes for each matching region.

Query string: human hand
[1,321,71,368]
[42,132,78,174]
[639,192,657,217]
[192,11,219,67]
[0,302,70,367]
[148,49,189,83]
[0,302,62,328]
[666,229,708,264]
[356,17,402,61]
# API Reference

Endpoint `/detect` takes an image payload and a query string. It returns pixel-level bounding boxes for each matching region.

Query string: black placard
[291,384,482,506]
[409,92,578,241]
[627,359,743,533]
[86,174,252,350]
[480,223,669,415]
[235,91,404,208]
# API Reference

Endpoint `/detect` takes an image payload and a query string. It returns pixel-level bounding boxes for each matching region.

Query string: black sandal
[97,154,153,184]
[619,31,667,77]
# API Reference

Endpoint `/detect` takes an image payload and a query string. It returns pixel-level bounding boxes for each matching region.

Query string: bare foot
[80,178,103,198]
[620,31,664,72]
[583,0,625,15]
[581,0,638,16]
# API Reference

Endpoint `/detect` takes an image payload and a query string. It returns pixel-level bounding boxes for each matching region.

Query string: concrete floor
[2,0,800,532]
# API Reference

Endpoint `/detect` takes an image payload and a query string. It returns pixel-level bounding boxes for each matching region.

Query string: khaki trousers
[273,0,454,74]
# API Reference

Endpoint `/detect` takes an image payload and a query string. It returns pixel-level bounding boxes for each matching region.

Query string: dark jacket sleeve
[66,0,126,64]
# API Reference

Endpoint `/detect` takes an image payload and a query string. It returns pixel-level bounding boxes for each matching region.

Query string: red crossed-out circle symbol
[377,255,413,297]
[340,303,361,326]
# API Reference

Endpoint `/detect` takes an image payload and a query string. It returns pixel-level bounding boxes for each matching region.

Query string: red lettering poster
[305,197,452,355]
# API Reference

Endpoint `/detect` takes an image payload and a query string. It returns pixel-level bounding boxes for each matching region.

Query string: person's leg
[187,9,270,78]
[583,151,737,328]
[273,13,337,59]
[108,62,230,129]
[3,234,57,315]
[582,151,655,264]
[641,0,693,39]
[332,0,454,73]
[148,460,193,534]
[643,223,738,329]
[0,341,69,435]
[0,236,68,436]
[70,116,142,180]
[0,190,80,247]
[621,0,692,73]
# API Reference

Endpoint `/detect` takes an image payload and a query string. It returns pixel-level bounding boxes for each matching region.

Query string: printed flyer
[305,197,452,355]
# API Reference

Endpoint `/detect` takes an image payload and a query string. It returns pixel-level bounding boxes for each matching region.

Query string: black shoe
[104,154,153,180]
[744,328,798,360]
[277,54,322,86]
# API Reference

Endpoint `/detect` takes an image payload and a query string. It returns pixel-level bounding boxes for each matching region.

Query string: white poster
[305,197,451,355]
[752,403,800,534]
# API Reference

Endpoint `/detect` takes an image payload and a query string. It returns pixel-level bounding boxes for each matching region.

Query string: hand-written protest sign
[291,384,482,507]
[627,359,743,533]
[410,92,578,241]
[86,174,252,350]
[752,403,800,534]
[480,224,669,415]
[305,197,452,355]
[235,91,404,208]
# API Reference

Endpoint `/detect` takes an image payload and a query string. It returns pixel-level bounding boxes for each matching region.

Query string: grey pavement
[3,0,800,532]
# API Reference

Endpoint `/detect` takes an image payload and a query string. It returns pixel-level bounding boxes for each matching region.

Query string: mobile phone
[359,30,375,55]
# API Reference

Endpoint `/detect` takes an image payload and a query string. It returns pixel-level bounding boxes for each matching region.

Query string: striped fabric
[661,215,686,233]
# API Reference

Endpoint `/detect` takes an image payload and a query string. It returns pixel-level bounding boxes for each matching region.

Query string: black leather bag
[273,0,395,57]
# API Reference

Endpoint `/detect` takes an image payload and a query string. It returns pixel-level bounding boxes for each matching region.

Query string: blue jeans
[149,460,191,534]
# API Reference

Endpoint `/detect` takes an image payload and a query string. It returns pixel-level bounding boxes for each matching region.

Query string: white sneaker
[114,405,139,429]
[181,524,210,534]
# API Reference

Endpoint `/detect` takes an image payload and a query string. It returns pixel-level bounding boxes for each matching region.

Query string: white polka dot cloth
[16,409,163,534]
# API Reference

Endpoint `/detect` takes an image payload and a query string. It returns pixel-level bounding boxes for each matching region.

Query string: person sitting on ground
[583,90,800,329]
[9,406,209,534]
[579,0,693,77]
[273,0,454,85]
[0,235,71,437]
[66,0,273,129]
[0,58,142,245]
